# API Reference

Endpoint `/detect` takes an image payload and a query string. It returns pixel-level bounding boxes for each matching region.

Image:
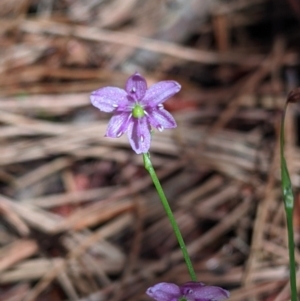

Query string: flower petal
[141,80,181,106]
[90,87,129,112]
[126,117,151,154]
[185,285,230,301]
[180,282,206,294]
[146,283,181,301]
[125,73,147,101]
[146,108,177,131]
[105,112,131,138]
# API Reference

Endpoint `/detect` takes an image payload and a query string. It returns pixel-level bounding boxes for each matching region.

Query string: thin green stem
[280,105,298,301]
[286,206,297,301]
[143,152,197,281]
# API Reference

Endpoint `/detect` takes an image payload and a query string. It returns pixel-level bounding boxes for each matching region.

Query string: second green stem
[280,104,298,301]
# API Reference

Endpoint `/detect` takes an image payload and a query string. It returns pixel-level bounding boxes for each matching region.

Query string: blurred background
[0,0,300,300]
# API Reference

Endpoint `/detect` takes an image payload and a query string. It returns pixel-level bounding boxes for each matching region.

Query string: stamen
[132,87,136,93]
[158,104,164,110]
[144,110,149,116]
[116,131,123,137]
[140,135,144,142]
[112,104,118,108]
[157,125,164,132]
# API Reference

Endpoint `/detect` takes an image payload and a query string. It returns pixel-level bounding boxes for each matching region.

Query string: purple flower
[90,73,180,154]
[146,281,230,301]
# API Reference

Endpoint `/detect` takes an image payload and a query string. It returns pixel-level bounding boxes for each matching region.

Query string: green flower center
[132,104,145,118]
